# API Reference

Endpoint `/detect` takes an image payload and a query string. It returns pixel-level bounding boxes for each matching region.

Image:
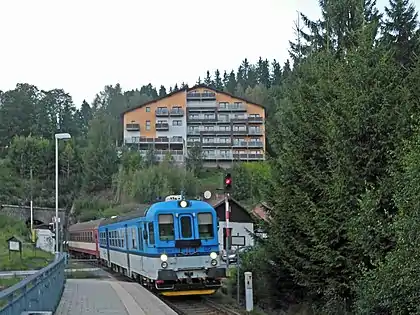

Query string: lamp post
[54,132,71,255]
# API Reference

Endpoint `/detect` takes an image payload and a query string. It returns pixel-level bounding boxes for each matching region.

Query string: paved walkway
[55,279,177,315]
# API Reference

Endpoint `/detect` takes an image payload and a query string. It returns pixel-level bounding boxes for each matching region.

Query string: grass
[0,277,23,290]
[0,215,54,271]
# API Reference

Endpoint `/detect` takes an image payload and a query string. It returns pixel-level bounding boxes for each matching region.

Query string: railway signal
[224,173,232,192]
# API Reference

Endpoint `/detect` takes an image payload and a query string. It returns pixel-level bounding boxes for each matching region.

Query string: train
[68,198,227,296]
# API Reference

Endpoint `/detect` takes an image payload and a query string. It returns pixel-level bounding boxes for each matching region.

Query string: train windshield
[158,214,175,241]
[198,213,214,239]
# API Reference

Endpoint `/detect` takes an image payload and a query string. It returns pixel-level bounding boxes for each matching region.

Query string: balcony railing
[170,108,184,116]
[248,116,264,123]
[155,110,169,117]
[187,92,216,100]
[125,136,184,144]
[125,123,140,131]
[218,103,247,111]
[156,123,169,131]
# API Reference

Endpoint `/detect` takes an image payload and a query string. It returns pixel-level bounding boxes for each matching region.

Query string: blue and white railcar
[98,199,226,296]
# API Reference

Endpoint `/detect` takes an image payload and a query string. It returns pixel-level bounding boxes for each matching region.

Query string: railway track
[66,259,241,315]
[161,296,242,315]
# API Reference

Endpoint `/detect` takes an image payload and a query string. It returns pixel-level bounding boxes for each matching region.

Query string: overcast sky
[0,0,415,106]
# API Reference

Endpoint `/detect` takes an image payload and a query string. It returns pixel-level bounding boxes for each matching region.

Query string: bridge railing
[0,253,66,315]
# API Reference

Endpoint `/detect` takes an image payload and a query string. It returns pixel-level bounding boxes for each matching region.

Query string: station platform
[55,278,177,315]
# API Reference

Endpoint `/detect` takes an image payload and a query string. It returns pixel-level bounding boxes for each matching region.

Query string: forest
[1,0,420,313]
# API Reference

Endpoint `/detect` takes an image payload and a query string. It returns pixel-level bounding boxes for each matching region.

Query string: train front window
[198,213,214,239]
[180,216,192,238]
[158,214,174,241]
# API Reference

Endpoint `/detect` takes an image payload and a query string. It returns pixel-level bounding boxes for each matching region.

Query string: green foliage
[82,110,119,193]
[118,162,199,203]
[232,162,271,203]
[186,143,203,177]
[0,215,53,271]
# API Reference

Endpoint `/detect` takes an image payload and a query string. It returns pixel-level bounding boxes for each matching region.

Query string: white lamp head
[55,133,71,140]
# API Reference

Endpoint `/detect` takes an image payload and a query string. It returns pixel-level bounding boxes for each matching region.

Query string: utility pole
[224,173,232,278]
[30,167,34,242]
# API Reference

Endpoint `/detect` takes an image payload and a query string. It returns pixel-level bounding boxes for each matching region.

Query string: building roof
[252,202,272,222]
[120,84,265,116]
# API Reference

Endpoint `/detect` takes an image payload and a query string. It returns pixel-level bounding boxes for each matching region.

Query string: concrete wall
[35,229,55,253]
[0,204,66,226]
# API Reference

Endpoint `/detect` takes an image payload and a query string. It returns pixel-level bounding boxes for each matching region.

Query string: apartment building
[122,84,265,167]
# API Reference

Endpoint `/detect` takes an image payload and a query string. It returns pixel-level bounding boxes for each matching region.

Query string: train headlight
[160,254,168,262]
[161,261,168,269]
[180,200,188,208]
[210,252,217,259]
[211,259,217,266]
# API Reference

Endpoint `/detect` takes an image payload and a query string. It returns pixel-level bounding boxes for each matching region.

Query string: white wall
[35,229,55,253]
[218,221,254,252]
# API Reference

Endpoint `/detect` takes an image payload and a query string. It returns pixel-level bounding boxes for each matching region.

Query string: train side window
[148,222,155,245]
[180,216,193,238]
[158,214,175,241]
[198,213,214,239]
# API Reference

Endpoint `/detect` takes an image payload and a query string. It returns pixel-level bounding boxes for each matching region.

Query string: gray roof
[68,219,104,232]
[98,204,150,227]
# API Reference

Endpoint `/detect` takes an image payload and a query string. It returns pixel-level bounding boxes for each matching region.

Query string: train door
[137,223,144,271]
[105,228,111,266]
[124,224,130,276]
[178,214,195,240]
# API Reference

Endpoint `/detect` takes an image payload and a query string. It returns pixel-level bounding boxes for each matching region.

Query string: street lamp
[55,132,71,255]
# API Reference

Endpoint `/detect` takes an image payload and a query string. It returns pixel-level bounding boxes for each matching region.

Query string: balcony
[170,108,184,117]
[187,91,216,101]
[249,129,263,135]
[155,123,169,131]
[248,141,264,148]
[233,141,248,147]
[188,115,217,122]
[138,149,185,162]
[232,117,248,123]
[233,153,265,160]
[125,123,140,131]
[155,109,169,117]
[218,103,247,111]
[124,136,184,144]
[232,129,248,135]
[248,116,264,123]
[202,141,232,147]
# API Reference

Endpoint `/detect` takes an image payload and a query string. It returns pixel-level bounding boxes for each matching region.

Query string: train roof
[68,218,104,232]
[98,204,150,227]
[98,200,216,228]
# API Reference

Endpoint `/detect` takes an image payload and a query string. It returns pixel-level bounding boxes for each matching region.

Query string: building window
[146,107,150,112]
[249,114,260,117]
[146,120,151,130]
[172,120,182,126]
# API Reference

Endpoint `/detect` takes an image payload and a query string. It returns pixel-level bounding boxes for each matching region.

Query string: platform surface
[55,278,177,315]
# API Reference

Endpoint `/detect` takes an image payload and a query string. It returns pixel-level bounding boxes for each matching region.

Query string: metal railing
[0,253,66,315]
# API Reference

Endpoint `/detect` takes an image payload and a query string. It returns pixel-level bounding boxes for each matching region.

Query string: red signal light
[224,173,232,191]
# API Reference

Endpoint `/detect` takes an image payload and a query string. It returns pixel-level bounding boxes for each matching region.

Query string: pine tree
[204,71,213,86]
[213,69,223,90]
[382,0,420,68]
[158,85,167,97]
[225,70,237,93]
